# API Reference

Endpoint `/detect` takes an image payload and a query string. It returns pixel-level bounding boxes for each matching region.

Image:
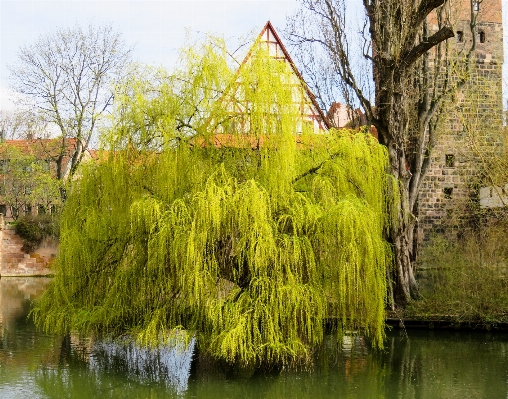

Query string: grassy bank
[406,223,508,325]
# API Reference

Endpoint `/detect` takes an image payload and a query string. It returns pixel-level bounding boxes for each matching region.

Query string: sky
[0,0,300,111]
[0,0,507,112]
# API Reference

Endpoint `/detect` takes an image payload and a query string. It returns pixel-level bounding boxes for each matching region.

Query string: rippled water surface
[1,277,508,398]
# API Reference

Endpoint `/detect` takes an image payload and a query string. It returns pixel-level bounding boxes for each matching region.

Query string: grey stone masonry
[417,0,504,242]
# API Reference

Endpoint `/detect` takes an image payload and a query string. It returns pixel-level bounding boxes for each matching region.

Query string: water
[1,277,508,399]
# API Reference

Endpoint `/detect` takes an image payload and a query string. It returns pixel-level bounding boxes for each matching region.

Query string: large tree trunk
[379,105,421,305]
[287,0,475,305]
[369,3,455,305]
[391,167,419,304]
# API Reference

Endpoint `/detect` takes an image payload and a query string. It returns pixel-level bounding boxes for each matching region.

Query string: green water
[1,277,508,399]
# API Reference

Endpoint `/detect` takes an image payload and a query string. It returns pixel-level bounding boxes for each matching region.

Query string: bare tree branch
[401,27,455,67]
[9,24,132,188]
[287,0,478,304]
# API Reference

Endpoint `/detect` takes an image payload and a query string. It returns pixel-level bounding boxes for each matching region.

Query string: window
[445,154,455,167]
[444,187,453,199]
[479,30,485,43]
[456,31,464,42]
[473,1,479,11]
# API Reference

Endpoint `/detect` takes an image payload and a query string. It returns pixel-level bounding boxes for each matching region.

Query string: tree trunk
[392,176,419,304]
[286,0,466,304]
[377,69,423,305]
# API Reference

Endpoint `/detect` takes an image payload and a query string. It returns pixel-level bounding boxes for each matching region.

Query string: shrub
[14,214,59,253]
[409,223,508,324]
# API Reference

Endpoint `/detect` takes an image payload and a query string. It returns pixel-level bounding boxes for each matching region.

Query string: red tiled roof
[0,138,78,159]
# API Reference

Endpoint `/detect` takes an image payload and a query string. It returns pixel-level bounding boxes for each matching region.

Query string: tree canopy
[0,144,61,219]
[33,37,397,368]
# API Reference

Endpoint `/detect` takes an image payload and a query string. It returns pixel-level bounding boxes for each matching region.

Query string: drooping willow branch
[33,39,395,368]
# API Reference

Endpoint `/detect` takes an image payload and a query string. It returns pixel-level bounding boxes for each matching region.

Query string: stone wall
[417,0,504,242]
[0,218,57,277]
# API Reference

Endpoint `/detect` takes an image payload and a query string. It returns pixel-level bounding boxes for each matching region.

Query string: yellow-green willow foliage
[33,37,397,368]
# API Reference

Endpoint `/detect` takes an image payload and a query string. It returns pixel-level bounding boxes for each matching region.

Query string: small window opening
[457,31,464,42]
[473,1,480,12]
[444,187,453,199]
[479,31,485,43]
[445,154,455,167]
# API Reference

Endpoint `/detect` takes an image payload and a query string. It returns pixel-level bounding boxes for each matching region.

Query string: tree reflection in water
[90,337,195,393]
[35,335,195,398]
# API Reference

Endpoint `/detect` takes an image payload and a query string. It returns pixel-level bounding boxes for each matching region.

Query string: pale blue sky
[1,0,507,111]
[0,0,299,110]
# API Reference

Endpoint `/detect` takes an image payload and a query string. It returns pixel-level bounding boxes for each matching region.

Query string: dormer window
[479,30,485,43]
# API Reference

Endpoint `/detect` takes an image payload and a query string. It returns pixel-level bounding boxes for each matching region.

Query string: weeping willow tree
[33,36,398,368]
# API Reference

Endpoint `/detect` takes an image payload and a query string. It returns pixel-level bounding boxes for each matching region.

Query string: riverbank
[385,311,508,331]
[2,274,507,332]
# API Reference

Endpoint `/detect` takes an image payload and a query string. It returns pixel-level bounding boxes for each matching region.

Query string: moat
[1,277,508,398]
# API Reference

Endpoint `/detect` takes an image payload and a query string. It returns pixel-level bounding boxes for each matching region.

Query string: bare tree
[287,0,479,304]
[0,109,50,140]
[9,24,131,184]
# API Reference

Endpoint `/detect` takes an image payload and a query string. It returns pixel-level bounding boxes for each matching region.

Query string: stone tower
[417,0,504,241]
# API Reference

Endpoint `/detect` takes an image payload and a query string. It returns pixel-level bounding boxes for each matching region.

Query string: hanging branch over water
[33,38,398,369]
